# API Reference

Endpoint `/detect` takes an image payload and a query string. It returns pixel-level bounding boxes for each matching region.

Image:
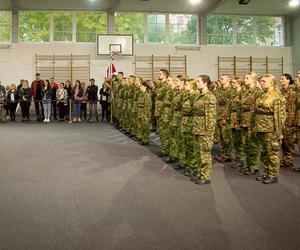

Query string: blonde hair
[246,71,257,82]
[262,74,276,86]
[187,79,198,91]
[11,84,16,90]
[233,76,245,86]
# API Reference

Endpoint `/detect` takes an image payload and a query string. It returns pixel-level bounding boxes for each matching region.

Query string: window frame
[0,10,12,44]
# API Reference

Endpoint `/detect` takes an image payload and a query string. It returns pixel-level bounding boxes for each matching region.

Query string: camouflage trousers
[217,121,232,158]
[131,112,139,136]
[0,105,4,122]
[179,132,194,169]
[159,120,170,154]
[257,132,281,178]
[239,127,259,171]
[282,126,295,166]
[119,108,125,128]
[295,126,300,151]
[193,135,214,181]
[137,118,150,144]
[169,126,182,159]
[124,109,132,133]
[232,128,243,162]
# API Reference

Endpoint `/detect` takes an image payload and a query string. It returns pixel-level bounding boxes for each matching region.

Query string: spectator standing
[73,80,83,122]
[7,84,19,121]
[31,73,45,122]
[50,77,59,120]
[42,80,52,122]
[87,78,99,122]
[56,82,68,121]
[99,81,111,122]
[18,80,32,122]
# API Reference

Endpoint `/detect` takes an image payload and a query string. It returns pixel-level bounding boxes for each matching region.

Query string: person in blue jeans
[72,80,84,122]
[42,80,52,122]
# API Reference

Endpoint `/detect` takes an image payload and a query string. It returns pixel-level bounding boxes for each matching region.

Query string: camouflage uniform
[294,87,300,171]
[281,87,296,167]
[137,90,152,144]
[179,91,197,170]
[192,90,217,181]
[229,89,242,163]
[111,79,120,125]
[169,89,188,160]
[125,84,135,133]
[117,84,125,129]
[160,85,174,155]
[215,87,233,160]
[239,85,261,172]
[254,88,286,178]
[131,84,140,137]
[154,81,168,152]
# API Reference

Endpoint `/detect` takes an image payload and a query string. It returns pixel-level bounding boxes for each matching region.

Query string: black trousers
[89,101,98,120]
[52,100,57,120]
[34,98,44,120]
[21,102,31,120]
[57,102,66,120]
[81,103,87,120]
[9,102,18,121]
[101,101,110,120]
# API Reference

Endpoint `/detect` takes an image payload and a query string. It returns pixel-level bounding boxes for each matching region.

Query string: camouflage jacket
[282,87,296,127]
[154,81,168,117]
[215,86,233,124]
[295,87,300,126]
[192,90,217,136]
[126,84,135,111]
[254,87,286,134]
[117,84,125,109]
[161,85,174,123]
[229,89,241,129]
[170,89,188,128]
[132,84,140,114]
[122,85,129,110]
[240,85,261,128]
[181,91,198,133]
[137,91,152,122]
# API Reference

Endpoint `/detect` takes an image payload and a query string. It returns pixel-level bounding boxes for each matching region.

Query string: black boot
[263,176,278,184]
[256,175,268,181]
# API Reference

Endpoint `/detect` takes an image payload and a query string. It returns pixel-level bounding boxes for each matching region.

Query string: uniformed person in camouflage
[293,72,300,172]
[131,76,142,138]
[167,75,188,164]
[154,69,169,157]
[160,76,175,158]
[191,75,217,185]
[117,78,127,130]
[255,74,286,184]
[240,72,261,175]
[124,75,136,135]
[280,74,296,169]
[215,74,233,162]
[137,82,152,145]
[229,76,243,168]
[177,79,198,174]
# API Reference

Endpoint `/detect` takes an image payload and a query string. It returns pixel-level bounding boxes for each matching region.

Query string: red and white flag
[106,64,116,78]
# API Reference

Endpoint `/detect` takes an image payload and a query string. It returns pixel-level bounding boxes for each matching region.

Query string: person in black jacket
[87,78,99,122]
[50,77,58,120]
[0,81,6,122]
[99,80,111,122]
[7,84,19,121]
[64,80,72,120]
[42,80,52,122]
[18,80,32,122]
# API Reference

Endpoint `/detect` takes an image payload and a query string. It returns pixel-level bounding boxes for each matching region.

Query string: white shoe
[78,118,81,122]
[47,119,50,122]
[43,119,47,122]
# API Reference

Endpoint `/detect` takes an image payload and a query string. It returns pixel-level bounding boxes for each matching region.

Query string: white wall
[0,42,293,86]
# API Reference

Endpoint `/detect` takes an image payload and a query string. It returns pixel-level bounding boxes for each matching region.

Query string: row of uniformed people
[111,69,299,185]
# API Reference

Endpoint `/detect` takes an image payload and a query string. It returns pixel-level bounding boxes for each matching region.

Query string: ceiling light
[190,0,202,5]
[289,0,300,7]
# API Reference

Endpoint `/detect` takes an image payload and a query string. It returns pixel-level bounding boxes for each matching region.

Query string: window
[115,12,144,43]
[256,16,283,46]
[19,11,50,42]
[236,16,254,45]
[76,12,107,42]
[53,13,73,41]
[147,14,166,43]
[206,15,233,45]
[0,11,12,43]
[169,14,197,44]
[207,15,284,46]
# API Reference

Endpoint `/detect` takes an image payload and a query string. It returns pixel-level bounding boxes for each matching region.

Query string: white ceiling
[0,0,224,13]
[0,0,299,15]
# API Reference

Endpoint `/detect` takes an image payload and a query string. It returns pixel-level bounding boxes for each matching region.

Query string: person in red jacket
[31,73,45,122]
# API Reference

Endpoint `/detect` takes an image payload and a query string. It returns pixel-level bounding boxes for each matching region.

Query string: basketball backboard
[97,34,134,56]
